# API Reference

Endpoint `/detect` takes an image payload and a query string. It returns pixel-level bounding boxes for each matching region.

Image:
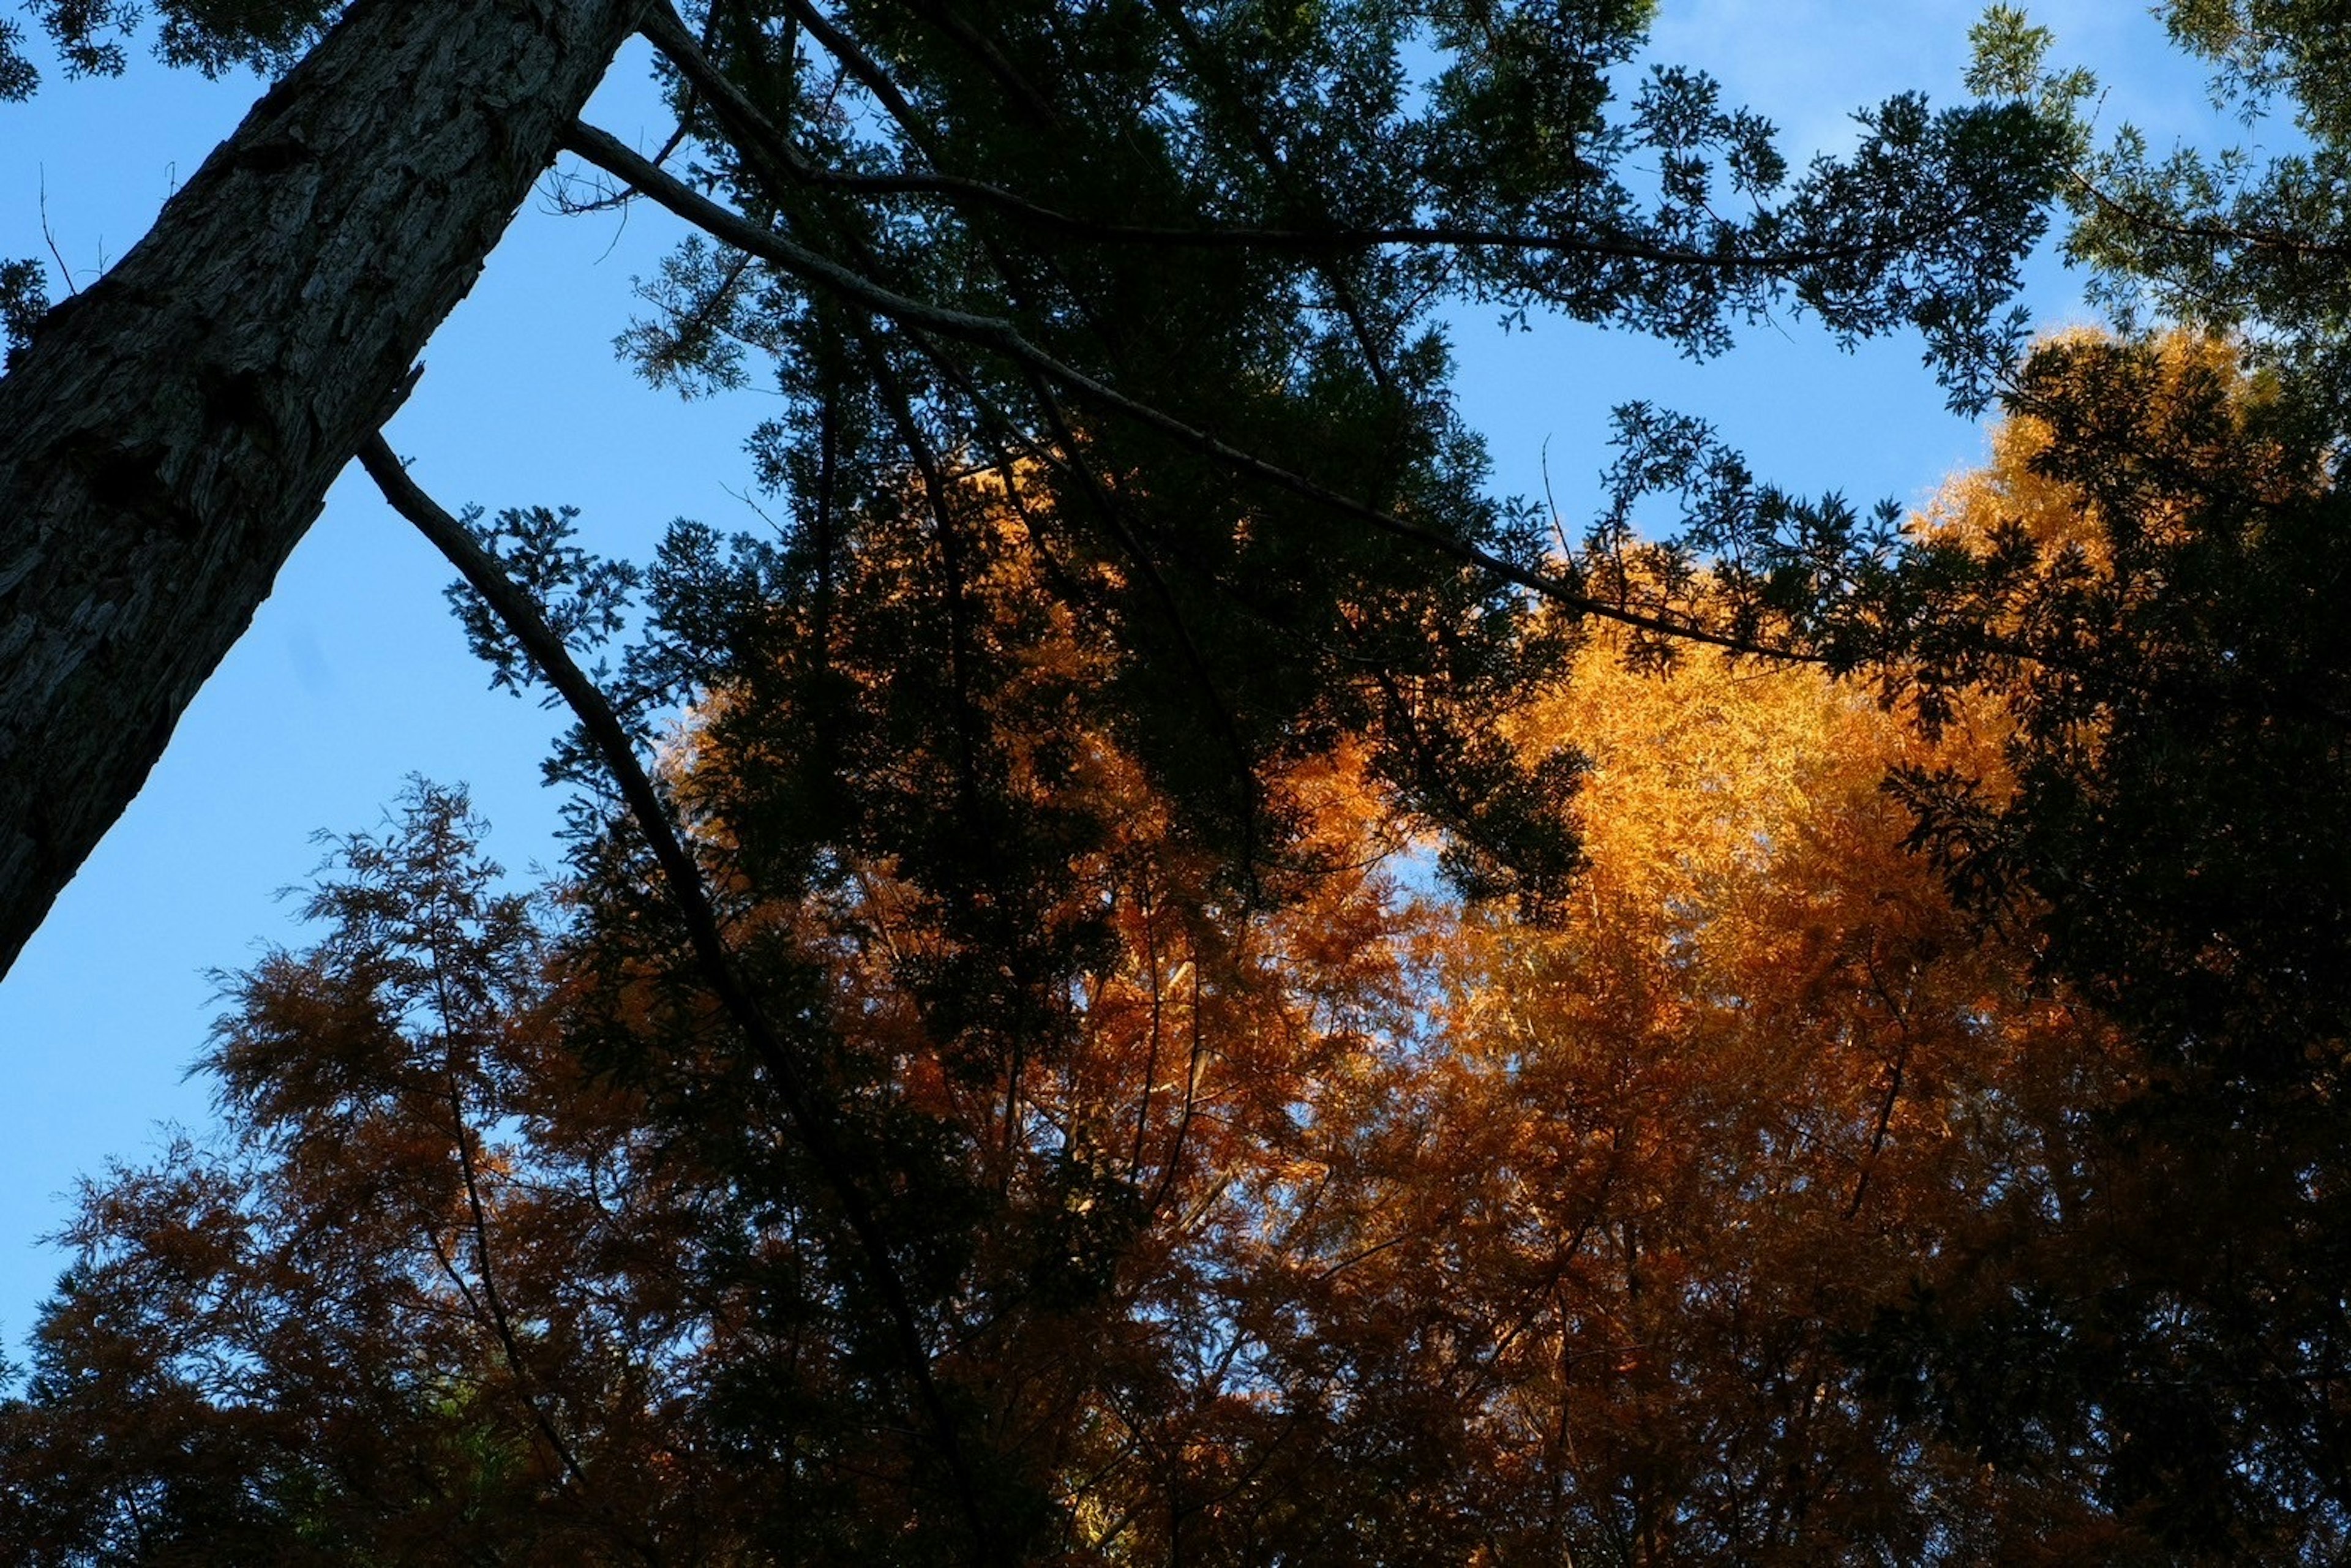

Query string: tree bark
[0,0,645,978]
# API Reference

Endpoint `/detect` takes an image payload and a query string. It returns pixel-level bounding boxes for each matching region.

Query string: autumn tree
[0,0,2065,977]
[0,784,726,1564]
[1565,320,2351,1558]
[2,449,2199,1562]
[1055,624,2160,1566]
[0,462,1461,1561]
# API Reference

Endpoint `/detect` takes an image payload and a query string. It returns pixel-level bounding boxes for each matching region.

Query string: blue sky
[0,4,2229,1357]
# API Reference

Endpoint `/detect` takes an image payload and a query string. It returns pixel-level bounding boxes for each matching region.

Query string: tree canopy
[0,0,2063,975]
[7,1,2351,1564]
[17,334,2351,1556]
[0,572,2137,1562]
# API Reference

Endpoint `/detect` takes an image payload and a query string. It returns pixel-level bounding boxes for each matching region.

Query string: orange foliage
[1021,626,2142,1562]
[7,468,2159,1564]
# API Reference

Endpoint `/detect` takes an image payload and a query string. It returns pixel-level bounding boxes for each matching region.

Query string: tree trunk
[0,0,645,978]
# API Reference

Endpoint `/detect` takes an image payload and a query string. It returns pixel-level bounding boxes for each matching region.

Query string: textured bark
[0,0,645,978]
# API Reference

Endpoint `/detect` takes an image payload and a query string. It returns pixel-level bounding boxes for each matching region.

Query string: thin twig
[38,167,76,297]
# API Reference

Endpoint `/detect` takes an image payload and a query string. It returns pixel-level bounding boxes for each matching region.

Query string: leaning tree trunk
[0,0,645,978]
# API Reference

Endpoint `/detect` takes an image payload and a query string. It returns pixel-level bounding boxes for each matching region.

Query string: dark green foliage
[18,2,137,80]
[2165,0,2351,145]
[0,22,38,99]
[146,0,340,76]
[3,0,339,89]
[592,0,2059,918]
[441,503,642,704]
[1848,334,2351,1562]
[1902,336,2351,1083]
[1975,0,2351,427]
[0,258,47,360]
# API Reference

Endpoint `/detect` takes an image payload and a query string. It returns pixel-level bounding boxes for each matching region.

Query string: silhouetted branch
[563,121,1822,666]
[358,430,1003,1562]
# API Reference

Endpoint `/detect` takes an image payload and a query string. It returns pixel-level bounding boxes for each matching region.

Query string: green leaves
[1995,0,2351,427]
[10,0,339,86]
[596,0,2072,937]
[0,258,46,361]
[1964,4,2053,98]
[441,503,643,708]
[0,22,38,100]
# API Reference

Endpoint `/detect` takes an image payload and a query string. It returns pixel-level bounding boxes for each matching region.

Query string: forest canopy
[5,0,2351,1563]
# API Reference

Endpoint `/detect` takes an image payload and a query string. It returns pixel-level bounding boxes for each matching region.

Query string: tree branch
[642,1,1973,275]
[358,431,1003,1562]
[561,120,1823,666]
